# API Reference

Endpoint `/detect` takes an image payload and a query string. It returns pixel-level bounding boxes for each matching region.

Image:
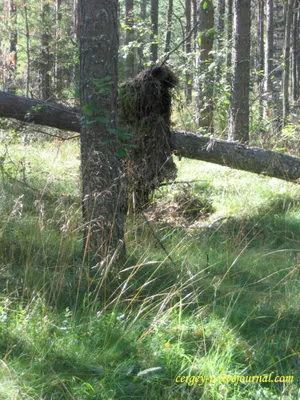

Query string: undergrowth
[0,140,299,399]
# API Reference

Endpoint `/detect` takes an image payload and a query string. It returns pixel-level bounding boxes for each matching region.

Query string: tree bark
[264,0,274,119]
[229,0,251,143]
[195,0,214,132]
[216,0,225,81]
[171,130,300,182]
[256,0,264,120]
[1,90,300,183]
[40,0,53,100]
[164,0,173,53]
[80,0,125,261]
[185,0,192,104]
[8,0,18,94]
[150,0,159,62]
[226,0,233,88]
[282,0,294,124]
[292,0,298,102]
[124,0,135,79]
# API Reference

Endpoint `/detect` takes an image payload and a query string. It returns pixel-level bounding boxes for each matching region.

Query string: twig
[141,212,176,267]
[160,19,200,66]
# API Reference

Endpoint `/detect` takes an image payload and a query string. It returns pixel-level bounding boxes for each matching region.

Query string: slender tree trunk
[282,0,294,124]
[8,0,17,94]
[216,0,225,80]
[24,5,30,98]
[164,0,173,53]
[125,0,135,79]
[272,0,285,122]
[54,0,62,97]
[257,0,264,120]
[185,0,192,103]
[195,0,214,132]
[226,0,233,88]
[40,0,53,100]
[150,0,159,63]
[292,0,298,102]
[140,0,147,17]
[264,0,274,119]
[229,0,251,143]
[79,0,125,262]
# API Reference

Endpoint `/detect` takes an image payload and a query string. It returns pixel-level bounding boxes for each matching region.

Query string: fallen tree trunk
[0,90,80,132]
[1,90,300,183]
[171,131,300,182]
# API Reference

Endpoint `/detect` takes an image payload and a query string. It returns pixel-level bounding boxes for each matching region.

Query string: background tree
[282,0,294,124]
[195,0,215,132]
[124,0,135,79]
[229,0,251,143]
[164,0,173,54]
[150,0,159,62]
[264,0,274,121]
[185,0,192,103]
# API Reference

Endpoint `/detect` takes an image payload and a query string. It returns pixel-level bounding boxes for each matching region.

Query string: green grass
[0,140,299,399]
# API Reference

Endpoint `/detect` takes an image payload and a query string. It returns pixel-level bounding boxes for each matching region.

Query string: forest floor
[0,139,299,399]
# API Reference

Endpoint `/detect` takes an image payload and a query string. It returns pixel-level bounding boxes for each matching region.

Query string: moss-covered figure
[118,65,178,211]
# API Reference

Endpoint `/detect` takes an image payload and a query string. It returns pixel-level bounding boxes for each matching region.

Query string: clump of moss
[118,65,178,211]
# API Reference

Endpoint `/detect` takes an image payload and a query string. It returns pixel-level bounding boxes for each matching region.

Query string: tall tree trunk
[40,0,53,100]
[291,0,298,102]
[125,0,135,79]
[256,0,264,120]
[282,0,294,124]
[272,0,285,123]
[164,0,173,53]
[8,0,17,94]
[216,0,225,80]
[136,0,147,72]
[229,0,251,143]
[264,0,274,119]
[226,0,233,88]
[24,5,30,98]
[79,0,125,262]
[185,0,192,103]
[140,0,147,17]
[195,0,214,132]
[54,0,62,97]
[150,0,159,63]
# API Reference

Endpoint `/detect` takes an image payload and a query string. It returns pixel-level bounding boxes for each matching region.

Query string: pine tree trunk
[228,0,251,143]
[283,0,294,124]
[216,0,225,80]
[8,0,17,94]
[125,0,135,79]
[195,0,214,132]
[164,0,173,53]
[40,0,53,100]
[256,0,264,120]
[79,0,125,262]
[226,0,233,88]
[150,0,159,62]
[264,0,274,119]
[185,0,192,104]
[291,0,298,102]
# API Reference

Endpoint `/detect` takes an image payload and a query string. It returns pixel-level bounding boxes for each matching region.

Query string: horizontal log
[171,130,300,182]
[0,90,80,132]
[1,90,300,183]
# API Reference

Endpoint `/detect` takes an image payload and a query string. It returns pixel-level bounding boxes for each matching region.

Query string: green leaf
[95,116,109,123]
[203,1,208,10]
[117,148,127,158]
